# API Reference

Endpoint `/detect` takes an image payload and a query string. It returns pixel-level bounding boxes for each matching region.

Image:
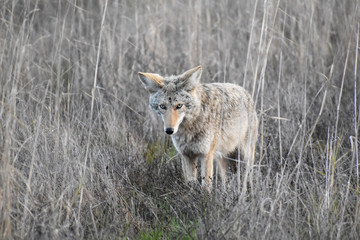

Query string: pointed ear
[180,65,202,90]
[138,72,164,93]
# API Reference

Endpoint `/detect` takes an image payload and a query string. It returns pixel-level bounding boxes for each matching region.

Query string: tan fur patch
[171,109,179,128]
[190,87,197,96]
[183,65,202,79]
[138,72,164,86]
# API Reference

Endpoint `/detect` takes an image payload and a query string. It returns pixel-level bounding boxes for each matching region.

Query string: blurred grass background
[0,0,359,239]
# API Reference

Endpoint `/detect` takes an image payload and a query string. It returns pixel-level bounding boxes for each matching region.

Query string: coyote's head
[138,66,202,135]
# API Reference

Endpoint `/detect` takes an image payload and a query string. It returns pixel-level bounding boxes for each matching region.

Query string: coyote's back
[139,66,258,193]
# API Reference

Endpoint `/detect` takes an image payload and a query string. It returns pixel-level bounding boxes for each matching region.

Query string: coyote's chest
[171,130,210,158]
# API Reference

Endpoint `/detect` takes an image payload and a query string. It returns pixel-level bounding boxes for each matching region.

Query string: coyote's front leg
[217,155,228,188]
[201,151,215,193]
[200,139,218,192]
[182,156,197,183]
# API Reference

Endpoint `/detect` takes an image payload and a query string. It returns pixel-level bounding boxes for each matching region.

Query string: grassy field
[1,0,359,239]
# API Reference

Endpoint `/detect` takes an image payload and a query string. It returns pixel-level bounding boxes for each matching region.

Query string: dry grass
[0,0,359,239]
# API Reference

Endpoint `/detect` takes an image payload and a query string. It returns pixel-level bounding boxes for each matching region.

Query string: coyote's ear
[138,72,164,93]
[180,65,202,91]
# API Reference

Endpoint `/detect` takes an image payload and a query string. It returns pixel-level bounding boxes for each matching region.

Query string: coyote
[139,66,258,193]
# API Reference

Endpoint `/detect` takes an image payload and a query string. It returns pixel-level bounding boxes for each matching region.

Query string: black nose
[165,128,174,135]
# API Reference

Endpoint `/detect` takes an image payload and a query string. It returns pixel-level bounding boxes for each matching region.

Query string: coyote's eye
[159,104,166,110]
[176,104,183,110]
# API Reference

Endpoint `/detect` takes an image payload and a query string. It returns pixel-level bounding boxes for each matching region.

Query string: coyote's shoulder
[139,66,258,193]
